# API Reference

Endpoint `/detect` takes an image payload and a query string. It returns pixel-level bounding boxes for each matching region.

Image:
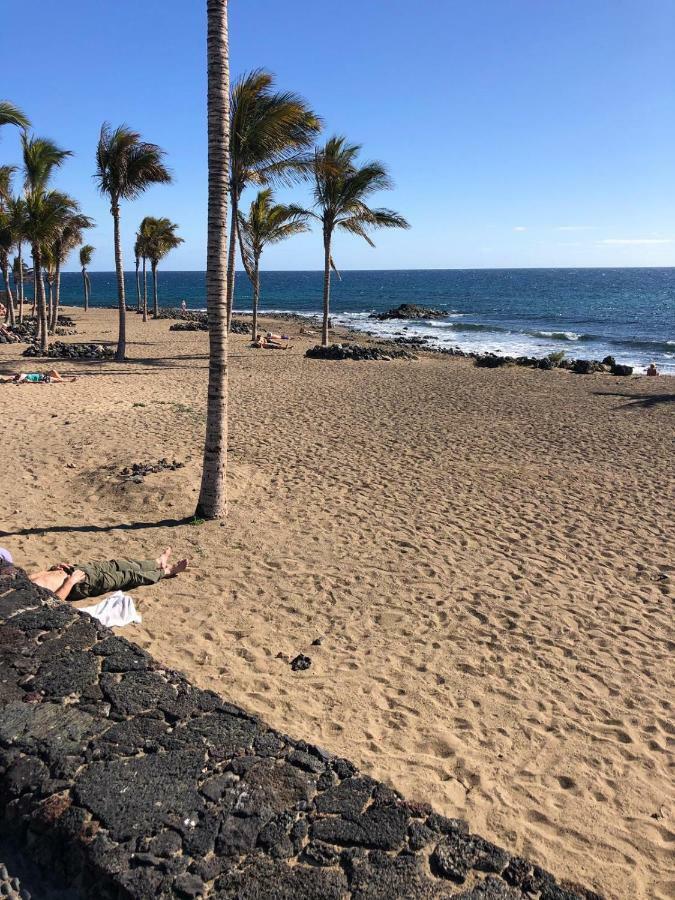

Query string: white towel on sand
[81,591,142,628]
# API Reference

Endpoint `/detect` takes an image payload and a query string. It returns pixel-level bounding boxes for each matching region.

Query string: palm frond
[0,101,30,132]
[95,123,172,203]
[22,135,72,193]
[79,244,95,267]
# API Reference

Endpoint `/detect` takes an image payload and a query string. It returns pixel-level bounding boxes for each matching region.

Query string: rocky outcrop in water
[370,303,448,321]
[0,566,602,899]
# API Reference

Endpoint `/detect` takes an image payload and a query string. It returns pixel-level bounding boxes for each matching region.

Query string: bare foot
[166,558,188,578]
[156,547,172,571]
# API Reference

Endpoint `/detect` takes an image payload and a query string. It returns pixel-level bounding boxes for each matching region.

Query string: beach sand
[1,308,673,899]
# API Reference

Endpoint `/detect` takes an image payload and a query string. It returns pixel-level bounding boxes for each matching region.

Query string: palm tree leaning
[238,188,308,339]
[79,244,94,310]
[226,70,320,329]
[197,0,230,520]
[95,123,171,361]
[144,217,184,318]
[303,136,410,346]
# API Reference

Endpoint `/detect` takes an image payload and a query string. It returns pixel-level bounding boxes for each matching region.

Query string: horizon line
[60,264,675,274]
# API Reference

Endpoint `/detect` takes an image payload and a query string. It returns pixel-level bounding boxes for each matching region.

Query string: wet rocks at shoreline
[305,343,417,361]
[370,303,448,321]
[473,352,633,375]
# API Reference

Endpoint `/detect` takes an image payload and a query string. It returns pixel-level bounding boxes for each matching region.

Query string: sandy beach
[0,307,673,900]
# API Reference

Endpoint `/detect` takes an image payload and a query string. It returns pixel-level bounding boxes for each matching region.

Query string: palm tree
[0,211,16,324]
[49,208,93,333]
[22,135,72,349]
[144,217,184,318]
[8,198,28,322]
[238,189,308,339]
[302,136,409,346]
[79,244,94,310]
[136,216,155,322]
[197,0,230,520]
[133,236,142,311]
[226,70,320,329]
[95,123,172,360]
[0,101,29,133]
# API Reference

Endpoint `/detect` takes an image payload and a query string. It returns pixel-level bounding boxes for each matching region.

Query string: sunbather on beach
[251,333,291,350]
[0,324,18,343]
[1,370,76,384]
[29,547,188,601]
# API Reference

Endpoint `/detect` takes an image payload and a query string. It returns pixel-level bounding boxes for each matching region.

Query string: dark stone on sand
[602,355,616,367]
[22,341,114,360]
[305,343,416,361]
[610,363,633,376]
[290,654,312,671]
[475,354,511,368]
[370,303,448,321]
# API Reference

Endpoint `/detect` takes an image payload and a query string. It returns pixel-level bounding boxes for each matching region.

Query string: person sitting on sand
[1,370,76,384]
[646,363,658,376]
[29,547,188,602]
[0,324,18,343]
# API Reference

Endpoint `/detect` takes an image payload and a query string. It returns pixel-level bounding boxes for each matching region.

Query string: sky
[2,0,675,271]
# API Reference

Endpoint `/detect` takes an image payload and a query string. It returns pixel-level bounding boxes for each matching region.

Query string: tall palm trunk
[321,230,331,346]
[45,277,53,328]
[111,199,126,360]
[86,272,91,306]
[225,193,238,330]
[251,257,260,340]
[31,267,37,320]
[152,260,159,318]
[49,256,61,333]
[2,263,14,325]
[33,246,48,351]
[18,244,24,323]
[142,256,148,322]
[135,257,141,310]
[82,266,88,310]
[197,0,230,519]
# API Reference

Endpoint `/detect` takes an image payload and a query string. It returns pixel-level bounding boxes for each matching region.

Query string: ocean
[49,267,674,373]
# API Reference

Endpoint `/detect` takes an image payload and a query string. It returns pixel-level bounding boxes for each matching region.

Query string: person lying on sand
[29,547,188,602]
[0,324,19,343]
[300,328,318,336]
[251,333,291,350]
[266,331,290,342]
[1,370,76,384]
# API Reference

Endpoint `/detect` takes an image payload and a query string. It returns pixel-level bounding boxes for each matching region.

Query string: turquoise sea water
[49,267,675,373]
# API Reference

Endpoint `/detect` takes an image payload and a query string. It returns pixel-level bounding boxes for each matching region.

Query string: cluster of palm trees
[0,103,94,350]
[228,71,409,345]
[134,217,183,322]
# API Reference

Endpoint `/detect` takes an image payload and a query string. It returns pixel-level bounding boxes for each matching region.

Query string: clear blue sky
[3,0,674,271]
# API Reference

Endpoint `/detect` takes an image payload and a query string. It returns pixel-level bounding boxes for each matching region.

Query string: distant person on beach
[646,363,658,376]
[181,300,187,312]
[28,547,187,602]
[252,333,291,350]
[1,370,76,384]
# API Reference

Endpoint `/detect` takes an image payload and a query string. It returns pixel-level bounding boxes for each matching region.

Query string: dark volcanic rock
[370,303,448,321]
[305,343,416,361]
[610,363,633,376]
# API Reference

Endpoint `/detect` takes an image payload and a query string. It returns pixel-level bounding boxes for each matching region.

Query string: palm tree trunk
[142,257,148,322]
[252,258,260,340]
[82,267,88,310]
[197,0,230,520]
[46,279,53,328]
[135,258,141,311]
[17,243,24,323]
[152,261,159,318]
[322,232,331,346]
[31,266,37,320]
[33,247,48,352]
[2,264,14,326]
[52,257,62,333]
[225,193,238,331]
[112,200,126,361]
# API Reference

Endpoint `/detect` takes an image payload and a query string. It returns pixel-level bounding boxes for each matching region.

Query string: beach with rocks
[0,307,673,900]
